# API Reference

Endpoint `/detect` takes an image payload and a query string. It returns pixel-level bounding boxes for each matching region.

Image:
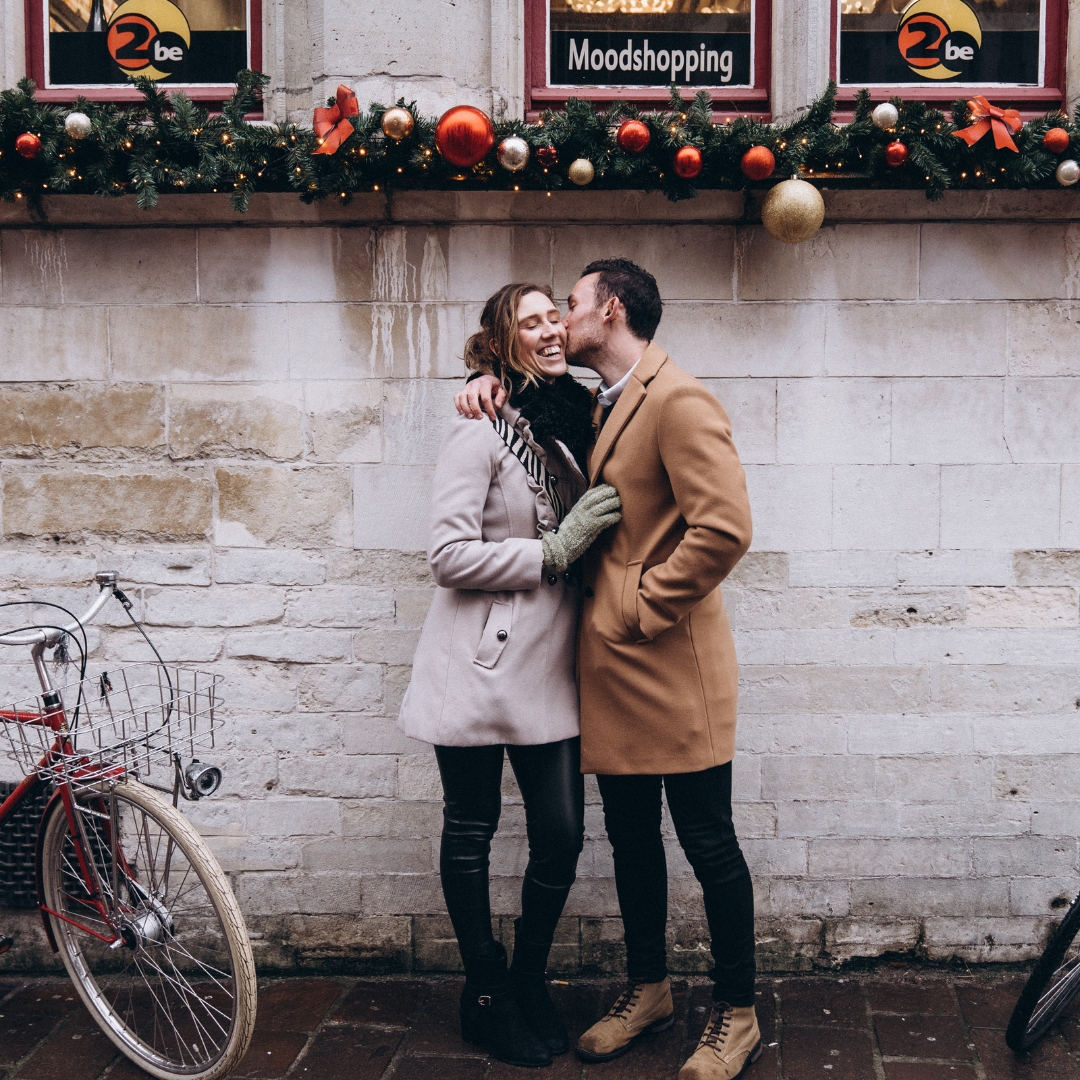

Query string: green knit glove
[541,484,622,572]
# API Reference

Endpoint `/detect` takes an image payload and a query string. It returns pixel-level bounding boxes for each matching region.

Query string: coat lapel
[587,343,668,485]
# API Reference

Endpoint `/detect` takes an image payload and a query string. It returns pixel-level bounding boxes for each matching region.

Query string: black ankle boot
[510,919,569,1056]
[460,943,552,1068]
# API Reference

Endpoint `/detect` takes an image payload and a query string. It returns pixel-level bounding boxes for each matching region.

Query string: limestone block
[966,587,1079,627]
[897,550,1012,587]
[808,838,971,878]
[891,378,1006,464]
[305,381,382,463]
[353,465,433,550]
[169,383,303,460]
[849,587,966,627]
[733,801,777,839]
[342,799,442,838]
[197,227,373,303]
[825,302,1006,377]
[1009,304,1080,376]
[372,227,449,302]
[361,873,445,916]
[941,465,1060,549]
[781,628,894,665]
[923,916,1044,962]
[278,753,397,798]
[226,629,352,663]
[778,799,899,838]
[552,225,734,300]
[216,465,353,547]
[1065,466,1080,546]
[215,548,326,585]
[352,628,422,664]
[101,626,224,664]
[383,665,412,715]
[661,303,825,378]
[1031,802,1080,836]
[850,878,1009,916]
[898,800,1030,837]
[0,384,164,456]
[737,225,918,301]
[397,754,441,800]
[2,468,212,540]
[1008,876,1078,914]
[0,229,195,304]
[777,379,890,464]
[740,664,930,713]
[933,665,1080,714]
[788,551,898,587]
[1014,550,1080,586]
[833,466,940,550]
[760,755,875,801]
[0,551,96,586]
[206,660,299,712]
[742,465,832,550]
[382,379,456,466]
[1005,379,1080,463]
[740,839,808,875]
[235,871,366,917]
[975,837,1076,877]
[109,546,211,585]
[296,663,383,712]
[109,305,290,382]
[997,629,1080,665]
[737,714,847,755]
[700,379,775,465]
[144,585,283,627]
[0,307,108,381]
[732,628,785,664]
[921,224,1080,299]
[994,756,1080,801]
[282,588,392,631]
[264,714,344,754]
[876,756,992,804]
[725,551,788,588]
[201,836,301,872]
[444,226,552,301]
[375,303,469,380]
[302,837,432,873]
[768,879,851,918]
[341,713,424,754]
[825,918,920,959]
[846,714,973,755]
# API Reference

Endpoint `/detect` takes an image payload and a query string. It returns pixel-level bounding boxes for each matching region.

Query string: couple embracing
[397,260,759,1079]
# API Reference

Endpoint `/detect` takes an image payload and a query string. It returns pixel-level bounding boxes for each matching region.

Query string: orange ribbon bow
[312,84,359,155]
[952,96,1022,153]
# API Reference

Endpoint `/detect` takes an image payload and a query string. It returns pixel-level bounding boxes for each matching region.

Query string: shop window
[25,0,262,105]
[833,0,1066,113]
[526,0,771,116]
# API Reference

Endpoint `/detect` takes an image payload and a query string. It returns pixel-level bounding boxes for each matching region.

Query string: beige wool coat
[398,402,587,747]
[578,344,752,775]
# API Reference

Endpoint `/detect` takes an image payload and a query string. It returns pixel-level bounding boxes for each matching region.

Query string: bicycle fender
[34,789,62,954]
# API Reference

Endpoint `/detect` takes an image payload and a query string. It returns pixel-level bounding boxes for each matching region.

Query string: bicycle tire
[39,781,256,1080]
[1007,890,1080,1053]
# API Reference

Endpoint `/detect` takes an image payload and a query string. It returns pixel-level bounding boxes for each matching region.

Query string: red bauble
[536,145,558,166]
[740,145,775,181]
[1043,127,1071,154]
[885,140,908,167]
[434,106,495,168]
[15,132,42,160]
[673,145,703,179]
[617,119,651,154]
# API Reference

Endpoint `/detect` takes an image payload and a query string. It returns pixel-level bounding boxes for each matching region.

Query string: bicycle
[1007,894,1080,1053]
[0,571,257,1080]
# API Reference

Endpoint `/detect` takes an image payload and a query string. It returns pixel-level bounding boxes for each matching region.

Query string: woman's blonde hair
[463,283,557,394]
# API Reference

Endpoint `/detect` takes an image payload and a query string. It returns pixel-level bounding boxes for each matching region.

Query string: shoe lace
[700,1004,733,1052]
[608,983,644,1021]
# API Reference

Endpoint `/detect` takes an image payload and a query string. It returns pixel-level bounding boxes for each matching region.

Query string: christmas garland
[1,69,1079,214]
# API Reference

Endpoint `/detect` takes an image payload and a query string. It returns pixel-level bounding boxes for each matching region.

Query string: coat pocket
[474,600,513,669]
[621,561,644,641]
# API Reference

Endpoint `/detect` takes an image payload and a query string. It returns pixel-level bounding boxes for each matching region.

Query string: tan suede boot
[575,978,674,1063]
[678,1002,763,1080]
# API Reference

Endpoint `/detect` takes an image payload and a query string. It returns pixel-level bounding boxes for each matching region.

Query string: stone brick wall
[1,190,1079,973]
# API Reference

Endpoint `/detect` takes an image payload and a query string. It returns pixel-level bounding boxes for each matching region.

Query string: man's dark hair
[581,258,663,341]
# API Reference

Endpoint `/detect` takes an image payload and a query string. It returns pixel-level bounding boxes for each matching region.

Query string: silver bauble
[64,111,92,139]
[1056,159,1080,187]
[497,135,530,172]
[871,102,899,131]
[568,157,595,186]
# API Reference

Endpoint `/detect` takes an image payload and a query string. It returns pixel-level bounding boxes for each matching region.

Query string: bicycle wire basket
[0,664,224,790]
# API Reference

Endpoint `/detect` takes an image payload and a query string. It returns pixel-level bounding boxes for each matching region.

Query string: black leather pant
[598,762,756,1007]
[435,737,585,976]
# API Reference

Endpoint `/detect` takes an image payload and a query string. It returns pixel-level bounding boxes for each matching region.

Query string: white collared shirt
[596,359,640,410]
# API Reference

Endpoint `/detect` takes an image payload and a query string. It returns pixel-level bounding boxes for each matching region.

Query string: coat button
[496,630,507,641]
[584,586,594,597]
[547,574,558,586]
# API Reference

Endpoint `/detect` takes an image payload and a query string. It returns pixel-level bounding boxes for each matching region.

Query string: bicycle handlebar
[0,572,119,648]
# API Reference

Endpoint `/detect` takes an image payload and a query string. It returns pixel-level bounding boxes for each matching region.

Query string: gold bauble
[381,106,415,142]
[761,179,825,244]
[568,157,595,186]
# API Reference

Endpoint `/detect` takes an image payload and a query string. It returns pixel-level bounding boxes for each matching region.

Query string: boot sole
[575,1013,676,1063]
[462,1031,553,1067]
[729,1039,764,1079]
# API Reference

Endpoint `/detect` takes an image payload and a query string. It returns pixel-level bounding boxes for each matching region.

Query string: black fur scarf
[510,372,596,475]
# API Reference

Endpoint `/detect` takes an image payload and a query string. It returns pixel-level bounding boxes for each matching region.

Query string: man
[456,259,759,1080]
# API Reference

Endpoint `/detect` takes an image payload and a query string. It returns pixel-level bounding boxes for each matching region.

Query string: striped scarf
[491,417,566,523]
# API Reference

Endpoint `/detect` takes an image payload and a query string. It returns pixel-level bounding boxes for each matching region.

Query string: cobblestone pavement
[1,970,1077,1079]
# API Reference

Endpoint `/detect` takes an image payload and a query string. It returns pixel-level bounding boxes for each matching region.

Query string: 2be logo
[897,0,982,81]
[106,0,192,81]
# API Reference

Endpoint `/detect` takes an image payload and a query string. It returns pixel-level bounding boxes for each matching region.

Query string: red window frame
[25,0,263,108]
[830,0,1067,118]
[525,0,772,119]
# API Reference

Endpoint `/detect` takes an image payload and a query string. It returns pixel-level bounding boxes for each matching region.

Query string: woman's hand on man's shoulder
[454,373,506,420]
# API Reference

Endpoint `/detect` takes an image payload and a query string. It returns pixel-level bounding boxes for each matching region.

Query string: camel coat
[398,403,586,747]
[578,343,752,775]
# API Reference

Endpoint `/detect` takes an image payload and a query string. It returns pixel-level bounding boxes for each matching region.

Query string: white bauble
[871,102,899,131]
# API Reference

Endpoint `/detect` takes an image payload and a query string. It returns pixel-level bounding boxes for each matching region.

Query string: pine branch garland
[1,72,1079,213]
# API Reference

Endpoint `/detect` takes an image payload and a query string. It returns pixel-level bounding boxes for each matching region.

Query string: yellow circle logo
[107,0,191,81]
[897,0,982,80]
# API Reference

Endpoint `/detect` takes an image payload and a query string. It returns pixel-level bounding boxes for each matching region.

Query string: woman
[398,283,621,1068]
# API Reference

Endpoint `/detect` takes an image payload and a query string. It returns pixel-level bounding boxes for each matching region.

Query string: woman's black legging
[434,737,585,975]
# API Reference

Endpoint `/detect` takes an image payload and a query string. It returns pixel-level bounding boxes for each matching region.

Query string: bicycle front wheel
[39,780,256,1080]
[1007,891,1080,1053]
